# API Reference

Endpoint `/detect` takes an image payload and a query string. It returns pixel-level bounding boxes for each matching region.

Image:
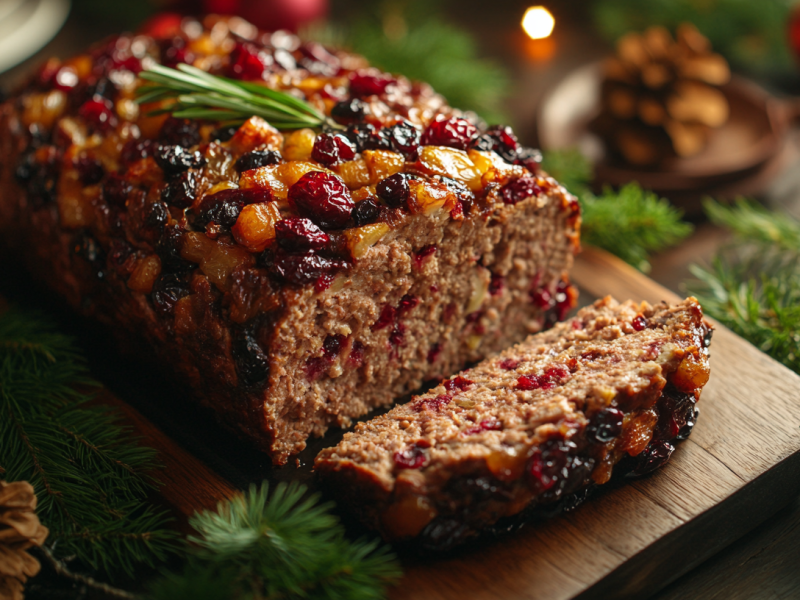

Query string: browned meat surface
[315,297,712,547]
[0,15,579,464]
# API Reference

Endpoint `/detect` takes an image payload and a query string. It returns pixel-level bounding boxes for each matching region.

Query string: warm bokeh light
[522,6,555,40]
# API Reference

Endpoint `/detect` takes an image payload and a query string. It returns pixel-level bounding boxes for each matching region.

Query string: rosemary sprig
[136,63,329,130]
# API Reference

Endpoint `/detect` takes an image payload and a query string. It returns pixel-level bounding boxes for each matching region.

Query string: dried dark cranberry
[211,125,239,142]
[330,98,366,125]
[420,518,470,553]
[587,408,625,443]
[74,156,104,185]
[349,70,395,97]
[156,225,190,273]
[311,133,356,167]
[420,116,478,150]
[632,315,647,331]
[372,305,396,331]
[299,42,340,76]
[155,144,206,176]
[500,358,520,370]
[655,385,698,442]
[631,441,675,476]
[444,376,473,392]
[268,249,346,286]
[502,176,542,205]
[161,170,199,208]
[352,197,381,226]
[233,326,270,386]
[196,189,248,230]
[287,171,354,229]
[515,147,543,173]
[227,42,272,80]
[107,239,133,272]
[388,121,420,158]
[413,394,451,413]
[472,125,520,162]
[393,440,430,469]
[436,176,474,214]
[345,122,392,152]
[151,273,189,316]
[323,333,345,358]
[121,139,155,165]
[275,218,330,251]
[145,201,169,232]
[158,117,201,148]
[527,439,575,494]
[397,294,419,316]
[78,96,117,132]
[235,150,281,172]
[376,173,411,208]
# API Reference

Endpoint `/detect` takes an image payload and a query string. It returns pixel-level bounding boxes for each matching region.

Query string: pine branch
[148,482,401,600]
[703,197,800,250]
[0,309,179,577]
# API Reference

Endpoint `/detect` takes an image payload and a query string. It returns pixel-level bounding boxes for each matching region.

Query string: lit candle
[521,6,556,62]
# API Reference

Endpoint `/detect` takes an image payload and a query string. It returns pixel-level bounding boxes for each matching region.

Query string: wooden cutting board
[92,247,800,600]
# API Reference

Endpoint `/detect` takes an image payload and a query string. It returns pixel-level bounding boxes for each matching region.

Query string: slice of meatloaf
[0,16,579,464]
[315,297,712,547]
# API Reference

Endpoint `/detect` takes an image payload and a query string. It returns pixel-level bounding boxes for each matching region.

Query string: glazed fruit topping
[78,96,117,132]
[103,174,132,207]
[159,117,201,148]
[228,42,272,80]
[352,197,381,226]
[161,170,199,208]
[655,385,698,442]
[268,249,347,286]
[155,144,206,176]
[413,394,452,413]
[151,273,189,316]
[393,440,431,469]
[349,69,396,97]
[156,225,190,273]
[311,133,356,166]
[376,173,412,208]
[287,171,354,229]
[331,98,367,125]
[197,188,271,230]
[388,121,421,158]
[275,218,330,251]
[420,116,478,151]
[472,125,520,162]
[299,42,340,76]
[587,407,625,443]
[345,123,392,152]
[501,175,542,205]
[444,376,473,392]
[233,326,270,386]
[632,315,648,331]
[74,156,104,185]
[630,440,675,476]
[235,150,282,172]
[515,147,543,173]
[121,139,156,165]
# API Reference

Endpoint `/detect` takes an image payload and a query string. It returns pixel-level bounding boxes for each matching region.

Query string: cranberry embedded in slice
[393,440,431,469]
[413,394,452,413]
[444,376,473,392]
[420,116,478,151]
[287,171,354,229]
[632,315,648,331]
[348,340,365,367]
[517,374,543,391]
[349,69,396,97]
[427,342,443,364]
[372,305,396,331]
[489,273,505,296]
[78,96,117,132]
[554,280,574,321]
[501,175,542,205]
[311,133,356,167]
[413,244,437,269]
[228,42,272,80]
[587,407,625,443]
[389,323,406,348]
[330,98,366,125]
[275,217,330,251]
[397,294,419,316]
[500,358,520,370]
[376,173,412,208]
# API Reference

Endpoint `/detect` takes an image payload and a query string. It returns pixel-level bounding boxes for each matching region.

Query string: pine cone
[596,23,731,166]
[0,482,49,600]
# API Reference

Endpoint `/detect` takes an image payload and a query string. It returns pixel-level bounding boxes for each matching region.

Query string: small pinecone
[0,481,49,600]
[596,23,731,166]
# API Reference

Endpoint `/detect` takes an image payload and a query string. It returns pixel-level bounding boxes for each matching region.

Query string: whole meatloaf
[315,297,712,547]
[0,16,580,464]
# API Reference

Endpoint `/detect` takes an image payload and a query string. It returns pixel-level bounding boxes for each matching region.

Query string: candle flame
[522,6,555,40]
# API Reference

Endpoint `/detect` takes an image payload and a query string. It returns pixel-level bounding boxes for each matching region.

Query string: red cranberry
[315,273,335,293]
[345,122,392,152]
[331,98,367,125]
[348,340,365,367]
[78,96,117,132]
[389,323,406,348]
[287,171,354,229]
[397,294,419,316]
[349,69,396,97]
[155,144,206,176]
[376,173,412,208]
[74,156,104,185]
[227,42,272,80]
[554,280,574,321]
[53,66,79,92]
[393,441,430,469]
[427,342,443,364]
[502,176,542,205]
[268,249,347,286]
[464,418,503,435]
[389,121,421,158]
[515,147,543,173]
[517,374,543,391]
[631,441,675,476]
[161,170,200,208]
[352,197,381,226]
[472,125,519,162]
[413,394,452,413]
[500,358,520,370]
[632,315,648,331]
[587,408,625,443]
[532,288,552,310]
[311,133,356,166]
[235,150,282,172]
[413,245,437,268]
[159,117,201,148]
[489,273,504,296]
[275,217,330,251]
[372,305,396,331]
[444,376,473,392]
[420,116,478,151]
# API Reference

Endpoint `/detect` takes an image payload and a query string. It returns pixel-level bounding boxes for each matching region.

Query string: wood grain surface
[93,247,800,600]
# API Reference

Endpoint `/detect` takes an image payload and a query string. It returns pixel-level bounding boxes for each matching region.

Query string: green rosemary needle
[136,63,330,130]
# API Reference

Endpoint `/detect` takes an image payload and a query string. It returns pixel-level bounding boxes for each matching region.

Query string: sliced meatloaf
[315,297,712,546]
[0,15,579,464]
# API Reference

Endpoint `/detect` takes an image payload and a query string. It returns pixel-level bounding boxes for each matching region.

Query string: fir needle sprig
[136,63,330,130]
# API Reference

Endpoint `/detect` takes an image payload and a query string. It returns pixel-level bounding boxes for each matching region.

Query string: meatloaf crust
[0,16,579,464]
[315,297,712,547]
